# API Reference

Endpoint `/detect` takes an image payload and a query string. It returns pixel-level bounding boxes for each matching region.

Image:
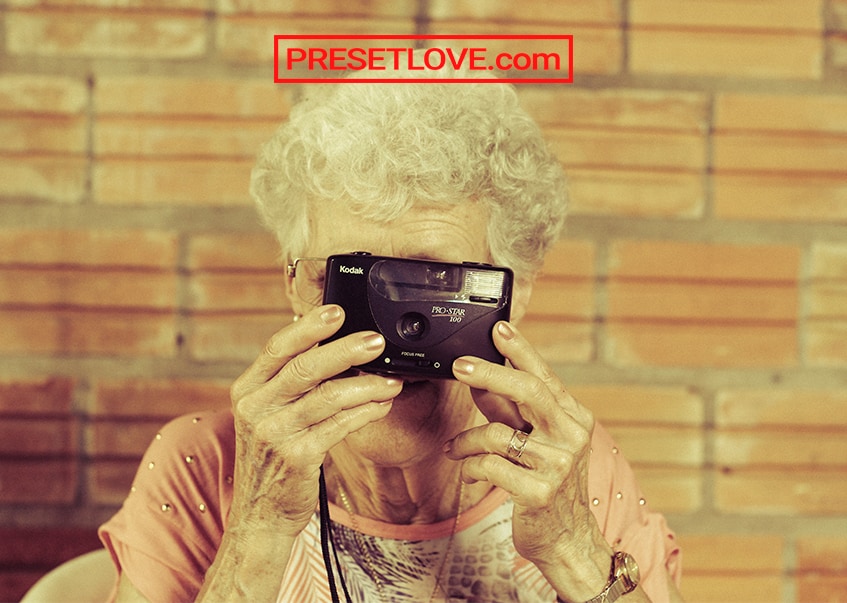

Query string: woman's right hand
[226,303,403,538]
[198,304,400,601]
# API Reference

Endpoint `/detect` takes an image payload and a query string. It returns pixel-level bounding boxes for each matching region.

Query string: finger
[445,422,537,468]
[259,395,399,462]
[232,304,346,400]
[492,321,558,386]
[303,398,396,453]
[453,356,556,432]
[269,330,388,400]
[457,453,548,507]
[492,322,591,428]
[467,387,531,432]
[287,373,404,428]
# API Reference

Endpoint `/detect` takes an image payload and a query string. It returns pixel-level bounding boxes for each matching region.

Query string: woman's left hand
[446,320,614,602]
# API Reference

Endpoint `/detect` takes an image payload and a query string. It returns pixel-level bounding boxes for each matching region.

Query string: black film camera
[320,253,514,378]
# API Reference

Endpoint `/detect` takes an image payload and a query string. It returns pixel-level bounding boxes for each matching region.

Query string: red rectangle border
[274,34,574,84]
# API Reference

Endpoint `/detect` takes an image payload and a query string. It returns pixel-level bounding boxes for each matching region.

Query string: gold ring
[507,429,530,459]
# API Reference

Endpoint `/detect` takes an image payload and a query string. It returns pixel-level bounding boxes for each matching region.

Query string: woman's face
[287,199,494,459]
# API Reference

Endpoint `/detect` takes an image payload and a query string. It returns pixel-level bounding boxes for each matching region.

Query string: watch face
[623,553,640,585]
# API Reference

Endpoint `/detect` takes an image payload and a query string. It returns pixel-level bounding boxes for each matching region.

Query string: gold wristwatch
[582,551,640,603]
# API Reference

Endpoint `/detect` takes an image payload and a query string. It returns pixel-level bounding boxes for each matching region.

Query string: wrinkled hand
[446,321,612,601]
[227,304,403,537]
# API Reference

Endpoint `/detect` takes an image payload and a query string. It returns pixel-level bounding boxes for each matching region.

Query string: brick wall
[1,1,846,601]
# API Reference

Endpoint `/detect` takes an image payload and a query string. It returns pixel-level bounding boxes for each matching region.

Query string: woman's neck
[324,405,492,524]
[326,451,477,525]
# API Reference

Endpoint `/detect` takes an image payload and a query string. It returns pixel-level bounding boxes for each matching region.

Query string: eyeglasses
[286,257,326,307]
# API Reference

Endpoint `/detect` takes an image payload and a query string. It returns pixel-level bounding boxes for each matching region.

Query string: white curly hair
[250,65,567,280]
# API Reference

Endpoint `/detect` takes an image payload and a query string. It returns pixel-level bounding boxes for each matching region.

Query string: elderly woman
[99,76,683,603]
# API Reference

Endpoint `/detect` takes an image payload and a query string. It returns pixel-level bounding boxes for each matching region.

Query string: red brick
[632,468,702,514]
[604,425,703,466]
[0,115,87,153]
[832,36,847,72]
[806,319,847,366]
[808,282,847,319]
[526,253,594,316]
[92,158,253,205]
[714,132,847,174]
[608,281,797,322]
[0,526,106,603]
[219,0,417,17]
[716,389,847,428]
[186,232,282,271]
[429,22,621,76]
[0,309,177,356]
[570,385,703,425]
[713,174,847,223]
[605,241,800,367]
[0,459,77,503]
[92,378,230,417]
[0,571,46,603]
[0,526,101,566]
[6,0,206,7]
[567,168,704,218]
[715,469,847,515]
[217,17,415,64]
[86,419,169,458]
[835,0,847,32]
[608,240,801,282]
[86,459,139,505]
[0,74,87,114]
[797,576,847,603]
[95,76,293,118]
[188,314,286,362]
[188,273,288,312]
[537,240,595,279]
[95,116,277,159]
[631,0,822,29]
[605,322,797,368]
[6,10,206,59]
[0,229,179,268]
[796,536,847,573]
[715,431,847,469]
[519,88,708,131]
[548,129,705,171]
[429,0,620,24]
[0,268,177,309]
[525,284,593,321]
[0,156,88,203]
[808,247,847,365]
[810,242,847,279]
[630,29,822,80]
[679,534,784,573]
[678,534,784,602]
[0,377,74,415]
[518,320,594,364]
[715,92,847,133]
[0,417,77,455]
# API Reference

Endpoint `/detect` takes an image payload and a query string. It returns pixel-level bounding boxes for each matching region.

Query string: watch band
[584,575,627,603]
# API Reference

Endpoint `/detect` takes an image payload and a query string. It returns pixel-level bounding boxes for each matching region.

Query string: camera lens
[397,312,428,341]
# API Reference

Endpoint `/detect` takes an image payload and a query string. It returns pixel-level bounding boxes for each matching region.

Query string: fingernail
[497,321,515,340]
[384,377,403,388]
[453,358,475,376]
[320,305,342,324]
[442,439,453,453]
[363,333,385,351]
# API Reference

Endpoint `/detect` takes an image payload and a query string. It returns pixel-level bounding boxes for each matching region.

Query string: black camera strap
[319,464,352,603]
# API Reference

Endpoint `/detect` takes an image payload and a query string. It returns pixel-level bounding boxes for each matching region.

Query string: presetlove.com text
[274,35,573,83]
